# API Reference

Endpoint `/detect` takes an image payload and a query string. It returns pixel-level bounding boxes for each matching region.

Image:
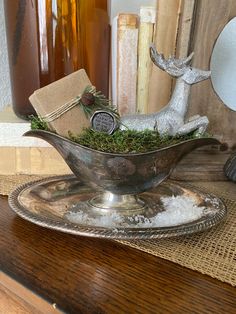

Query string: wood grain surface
[148,0,181,113]
[0,195,236,314]
[171,148,229,181]
[170,0,236,180]
[0,147,71,175]
[176,0,196,58]
[0,284,42,314]
[188,0,236,148]
[0,272,61,314]
[137,7,156,114]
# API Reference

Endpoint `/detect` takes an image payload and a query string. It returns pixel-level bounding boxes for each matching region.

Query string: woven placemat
[1,175,236,286]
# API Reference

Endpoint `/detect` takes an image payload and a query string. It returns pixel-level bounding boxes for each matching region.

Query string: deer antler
[149,43,167,70]
[183,52,194,65]
[149,44,194,77]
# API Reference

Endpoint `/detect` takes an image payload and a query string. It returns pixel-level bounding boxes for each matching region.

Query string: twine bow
[42,86,97,123]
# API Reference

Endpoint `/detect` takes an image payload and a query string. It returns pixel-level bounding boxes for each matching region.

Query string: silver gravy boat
[24,130,220,215]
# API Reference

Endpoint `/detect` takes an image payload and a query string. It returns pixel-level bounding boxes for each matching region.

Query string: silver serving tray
[8,175,227,239]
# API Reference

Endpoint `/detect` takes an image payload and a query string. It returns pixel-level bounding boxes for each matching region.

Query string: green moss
[30,116,209,154]
[68,129,208,154]
[30,115,50,131]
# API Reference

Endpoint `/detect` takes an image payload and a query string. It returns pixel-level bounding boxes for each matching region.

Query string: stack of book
[112,0,195,115]
[111,7,156,115]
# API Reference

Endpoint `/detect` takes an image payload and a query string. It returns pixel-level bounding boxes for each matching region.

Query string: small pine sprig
[30,115,50,131]
[79,86,120,120]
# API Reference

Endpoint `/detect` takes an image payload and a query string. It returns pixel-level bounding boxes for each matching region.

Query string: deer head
[150,44,211,85]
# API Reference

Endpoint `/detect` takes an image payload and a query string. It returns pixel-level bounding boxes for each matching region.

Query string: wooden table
[0,195,235,314]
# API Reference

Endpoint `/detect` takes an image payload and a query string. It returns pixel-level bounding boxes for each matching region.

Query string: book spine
[111,16,118,108]
[116,14,139,116]
[136,7,156,114]
[148,0,182,113]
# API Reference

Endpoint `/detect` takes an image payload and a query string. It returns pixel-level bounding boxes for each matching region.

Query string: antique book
[136,6,156,114]
[116,14,139,116]
[111,15,118,108]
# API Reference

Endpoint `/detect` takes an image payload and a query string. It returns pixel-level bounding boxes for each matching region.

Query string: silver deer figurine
[120,44,211,136]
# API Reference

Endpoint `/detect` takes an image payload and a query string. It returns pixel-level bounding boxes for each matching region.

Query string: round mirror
[210,17,236,111]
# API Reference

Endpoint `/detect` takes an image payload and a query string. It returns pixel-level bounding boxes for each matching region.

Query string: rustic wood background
[149,0,236,180]
[188,0,236,149]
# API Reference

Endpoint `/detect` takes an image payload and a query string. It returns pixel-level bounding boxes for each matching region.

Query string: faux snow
[65,194,213,228]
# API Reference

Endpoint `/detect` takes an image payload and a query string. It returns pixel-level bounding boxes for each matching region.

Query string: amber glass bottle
[4,0,110,119]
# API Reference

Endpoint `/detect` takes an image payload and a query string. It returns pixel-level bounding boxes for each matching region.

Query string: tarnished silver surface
[120,45,210,136]
[224,153,236,182]
[8,176,227,239]
[23,130,220,196]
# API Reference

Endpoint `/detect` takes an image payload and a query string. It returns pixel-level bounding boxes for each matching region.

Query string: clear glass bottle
[4,0,110,119]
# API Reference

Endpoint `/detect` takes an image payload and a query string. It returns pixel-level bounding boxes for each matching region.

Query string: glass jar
[4,0,110,119]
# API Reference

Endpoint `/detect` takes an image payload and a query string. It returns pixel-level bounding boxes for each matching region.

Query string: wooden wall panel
[148,0,182,113]
[148,0,196,113]
[188,0,236,148]
[171,0,236,180]
[176,0,196,58]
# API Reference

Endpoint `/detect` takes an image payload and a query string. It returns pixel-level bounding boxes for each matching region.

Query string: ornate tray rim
[8,175,227,240]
